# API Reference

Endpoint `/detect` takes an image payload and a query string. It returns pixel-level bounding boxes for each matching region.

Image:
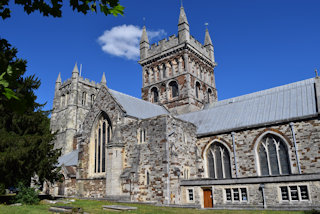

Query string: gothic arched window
[91,94,95,107]
[207,88,212,103]
[169,81,179,98]
[82,92,87,106]
[206,142,232,179]
[196,82,201,99]
[93,112,112,174]
[151,87,159,103]
[257,134,291,176]
[162,63,166,78]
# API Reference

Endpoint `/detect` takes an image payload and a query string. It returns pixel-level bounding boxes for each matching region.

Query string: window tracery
[258,134,291,176]
[206,142,232,179]
[92,112,112,174]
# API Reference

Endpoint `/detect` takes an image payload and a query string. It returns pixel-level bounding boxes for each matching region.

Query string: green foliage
[0,183,5,195]
[14,183,39,205]
[304,210,320,214]
[0,39,61,190]
[0,0,124,20]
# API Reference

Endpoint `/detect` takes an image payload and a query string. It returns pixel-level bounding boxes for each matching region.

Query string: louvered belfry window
[94,112,112,173]
[207,142,232,179]
[258,134,291,176]
[169,81,179,98]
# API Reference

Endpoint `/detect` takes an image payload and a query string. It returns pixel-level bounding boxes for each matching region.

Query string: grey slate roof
[109,89,169,119]
[58,149,78,166]
[178,78,317,135]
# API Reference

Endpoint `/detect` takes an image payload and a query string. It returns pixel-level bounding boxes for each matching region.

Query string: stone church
[49,6,320,209]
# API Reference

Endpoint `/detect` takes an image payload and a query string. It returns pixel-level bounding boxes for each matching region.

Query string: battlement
[79,77,100,88]
[188,35,211,60]
[58,76,101,91]
[144,34,212,61]
[147,34,179,57]
[61,79,71,88]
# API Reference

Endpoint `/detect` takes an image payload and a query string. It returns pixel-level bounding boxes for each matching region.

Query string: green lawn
[0,199,310,214]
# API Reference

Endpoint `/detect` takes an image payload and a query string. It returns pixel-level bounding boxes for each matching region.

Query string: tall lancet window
[93,112,112,174]
[258,134,291,176]
[82,92,87,106]
[169,81,179,98]
[196,82,201,99]
[151,87,159,103]
[206,142,232,179]
[207,88,212,103]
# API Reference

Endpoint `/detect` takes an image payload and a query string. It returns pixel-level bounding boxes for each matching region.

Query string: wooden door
[203,189,213,208]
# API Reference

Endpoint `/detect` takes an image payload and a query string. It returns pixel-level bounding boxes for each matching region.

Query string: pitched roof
[109,89,169,119]
[58,149,78,166]
[178,78,317,135]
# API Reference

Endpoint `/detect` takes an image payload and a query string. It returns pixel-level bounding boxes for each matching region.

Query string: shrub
[14,183,40,205]
[0,183,5,195]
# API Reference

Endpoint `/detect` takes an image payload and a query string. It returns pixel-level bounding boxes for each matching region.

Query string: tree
[0,0,124,98]
[0,39,61,189]
[0,0,124,20]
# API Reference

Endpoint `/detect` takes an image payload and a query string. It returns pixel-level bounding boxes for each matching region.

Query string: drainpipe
[260,184,267,209]
[231,132,238,178]
[289,122,301,174]
[166,118,174,205]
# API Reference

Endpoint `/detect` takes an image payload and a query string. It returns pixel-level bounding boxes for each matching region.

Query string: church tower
[139,6,217,114]
[50,64,104,155]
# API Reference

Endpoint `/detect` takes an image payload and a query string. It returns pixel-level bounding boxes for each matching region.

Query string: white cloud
[98,25,166,60]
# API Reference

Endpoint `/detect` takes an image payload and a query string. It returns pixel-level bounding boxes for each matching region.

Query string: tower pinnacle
[178,5,189,25]
[178,5,190,43]
[140,26,150,59]
[101,72,107,85]
[204,28,213,46]
[56,72,61,83]
[72,63,79,79]
[140,26,149,44]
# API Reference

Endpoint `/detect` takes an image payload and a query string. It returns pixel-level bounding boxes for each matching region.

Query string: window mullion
[220,148,225,178]
[273,138,282,175]
[211,149,217,179]
[263,139,271,175]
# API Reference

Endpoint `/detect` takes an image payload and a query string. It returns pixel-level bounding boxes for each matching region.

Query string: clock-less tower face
[139,7,217,115]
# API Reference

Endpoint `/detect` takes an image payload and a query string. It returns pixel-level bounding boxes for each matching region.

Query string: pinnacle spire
[204,28,213,46]
[178,5,189,25]
[101,72,107,85]
[140,26,149,44]
[56,72,61,83]
[72,62,79,74]
[72,62,79,79]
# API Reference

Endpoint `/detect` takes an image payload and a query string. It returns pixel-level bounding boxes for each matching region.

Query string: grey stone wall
[50,72,102,155]
[196,118,320,179]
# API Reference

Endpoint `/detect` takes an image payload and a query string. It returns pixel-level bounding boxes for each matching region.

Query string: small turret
[178,6,190,43]
[55,72,61,90]
[72,63,79,79]
[204,29,215,62]
[140,26,149,60]
[101,72,107,85]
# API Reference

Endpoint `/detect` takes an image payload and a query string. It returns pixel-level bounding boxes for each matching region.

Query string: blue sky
[1,0,320,111]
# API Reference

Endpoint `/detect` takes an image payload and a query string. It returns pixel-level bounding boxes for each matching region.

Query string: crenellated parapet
[139,5,217,115]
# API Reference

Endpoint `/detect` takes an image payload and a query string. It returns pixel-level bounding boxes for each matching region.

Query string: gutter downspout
[289,122,301,174]
[165,117,173,205]
[231,132,238,178]
[260,184,267,209]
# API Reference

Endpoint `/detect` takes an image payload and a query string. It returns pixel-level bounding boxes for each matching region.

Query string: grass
[0,199,309,214]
